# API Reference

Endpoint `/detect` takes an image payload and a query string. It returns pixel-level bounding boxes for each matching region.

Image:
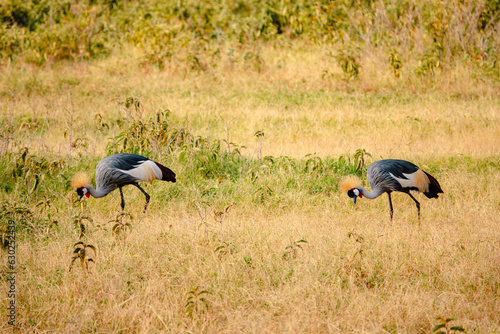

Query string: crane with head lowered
[340,159,443,223]
[72,153,176,213]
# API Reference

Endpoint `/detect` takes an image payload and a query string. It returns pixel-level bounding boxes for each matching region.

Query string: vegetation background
[0,0,499,332]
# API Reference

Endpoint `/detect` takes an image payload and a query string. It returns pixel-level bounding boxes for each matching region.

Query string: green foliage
[353,148,372,172]
[0,0,498,82]
[110,213,133,241]
[433,317,466,333]
[215,241,237,259]
[185,286,211,318]
[69,241,96,273]
[0,0,110,64]
[282,239,307,260]
[107,100,187,157]
[72,211,93,240]
[416,50,442,77]
[0,148,70,202]
[388,48,403,78]
[0,199,59,237]
[336,47,361,81]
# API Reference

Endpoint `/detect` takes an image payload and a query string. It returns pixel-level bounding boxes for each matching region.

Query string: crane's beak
[352,195,357,205]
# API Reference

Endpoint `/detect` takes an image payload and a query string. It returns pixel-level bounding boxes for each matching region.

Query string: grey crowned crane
[72,153,176,213]
[340,159,443,223]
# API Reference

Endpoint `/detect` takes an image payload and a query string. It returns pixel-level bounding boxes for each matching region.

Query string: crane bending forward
[340,159,443,223]
[72,153,176,213]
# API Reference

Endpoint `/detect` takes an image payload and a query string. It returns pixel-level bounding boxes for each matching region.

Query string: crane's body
[72,153,176,212]
[341,159,443,223]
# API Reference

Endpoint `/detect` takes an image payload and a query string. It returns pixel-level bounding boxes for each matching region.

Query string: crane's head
[347,188,363,204]
[76,187,90,200]
[72,173,91,200]
[339,175,363,205]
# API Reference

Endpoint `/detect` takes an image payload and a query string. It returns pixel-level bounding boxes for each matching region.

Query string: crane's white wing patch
[389,169,429,192]
[118,160,162,182]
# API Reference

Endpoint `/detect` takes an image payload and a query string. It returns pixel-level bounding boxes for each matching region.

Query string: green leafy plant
[215,241,237,259]
[336,49,361,81]
[212,202,234,225]
[388,48,403,78]
[110,213,133,241]
[347,230,365,264]
[69,241,96,273]
[433,317,466,334]
[416,50,441,77]
[254,129,265,160]
[185,286,211,318]
[243,256,253,268]
[353,149,372,172]
[282,239,307,260]
[72,212,93,240]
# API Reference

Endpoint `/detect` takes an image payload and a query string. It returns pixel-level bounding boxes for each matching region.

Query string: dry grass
[1,45,499,333]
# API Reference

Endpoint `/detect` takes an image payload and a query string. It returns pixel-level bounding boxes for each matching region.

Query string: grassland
[1,1,500,333]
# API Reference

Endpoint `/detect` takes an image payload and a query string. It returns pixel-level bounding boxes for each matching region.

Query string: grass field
[1,1,500,333]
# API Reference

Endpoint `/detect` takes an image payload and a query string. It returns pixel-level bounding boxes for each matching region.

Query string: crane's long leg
[119,186,126,211]
[407,192,421,224]
[133,183,150,213]
[387,192,394,221]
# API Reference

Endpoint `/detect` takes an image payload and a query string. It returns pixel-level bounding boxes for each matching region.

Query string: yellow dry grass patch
[1,44,499,333]
[10,170,500,332]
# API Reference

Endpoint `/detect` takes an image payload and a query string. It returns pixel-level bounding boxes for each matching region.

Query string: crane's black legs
[133,183,151,213]
[407,192,421,224]
[119,186,126,211]
[387,192,394,221]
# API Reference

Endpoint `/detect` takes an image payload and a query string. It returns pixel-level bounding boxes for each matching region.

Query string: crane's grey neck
[85,184,114,198]
[357,186,385,199]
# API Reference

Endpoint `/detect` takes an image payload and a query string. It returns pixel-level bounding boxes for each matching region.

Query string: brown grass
[1,44,499,333]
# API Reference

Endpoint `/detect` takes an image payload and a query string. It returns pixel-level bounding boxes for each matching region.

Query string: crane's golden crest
[339,175,362,192]
[71,173,90,189]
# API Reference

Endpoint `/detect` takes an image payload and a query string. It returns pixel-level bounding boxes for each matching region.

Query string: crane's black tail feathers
[155,162,176,182]
[423,171,443,198]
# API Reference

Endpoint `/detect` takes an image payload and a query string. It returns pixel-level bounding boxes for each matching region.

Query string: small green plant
[0,226,10,251]
[353,149,372,171]
[282,239,307,260]
[243,256,253,268]
[254,129,265,160]
[72,212,93,240]
[69,241,96,273]
[304,154,324,174]
[110,213,133,241]
[212,202,234,225]
[36,199,59,229]
[416,50,441,77]
[215,241,237,259]
[433,317,466,333]
[388,48,403,78]
[254,185,274,204]
[347,230,365,264]
[336,49,361,81]
[185,286,211,318]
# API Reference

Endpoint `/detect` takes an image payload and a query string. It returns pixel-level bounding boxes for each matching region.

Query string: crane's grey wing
[95,154,147,188]
[105,153,150,170]
[367,159,420,192]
